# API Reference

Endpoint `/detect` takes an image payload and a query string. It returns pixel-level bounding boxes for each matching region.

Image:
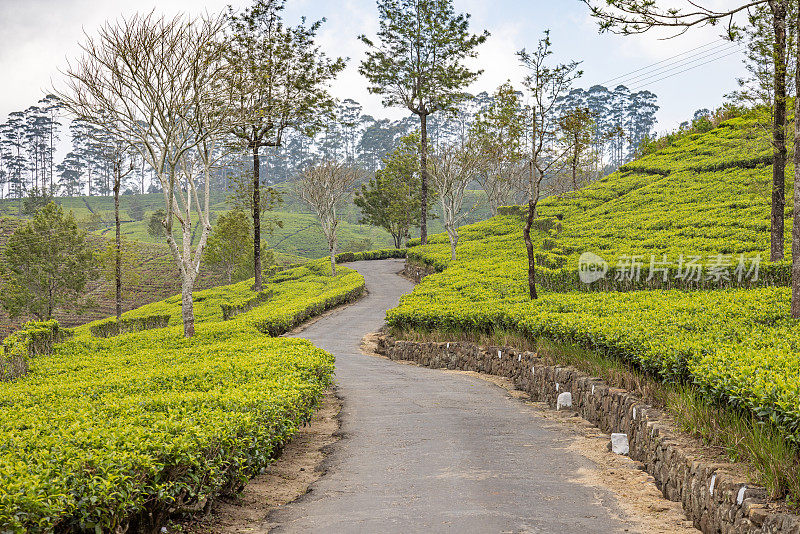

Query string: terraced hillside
[0,189,491,260]
[391,109,800,453]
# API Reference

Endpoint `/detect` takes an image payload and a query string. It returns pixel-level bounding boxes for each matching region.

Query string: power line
[609,43,740,88]
[600,39,728,86]
[629,48,743,91]
[621,44,742,88]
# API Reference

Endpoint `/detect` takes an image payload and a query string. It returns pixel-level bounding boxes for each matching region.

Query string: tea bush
[0,260,365,532]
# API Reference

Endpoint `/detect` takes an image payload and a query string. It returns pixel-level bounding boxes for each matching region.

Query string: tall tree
[56,151,84,196]
[557,106,595,192]
[517,31,582,299]
[354,132,424,247]
[359,0,488,245]
[225,0,345,291]
[729,1,795,261]
[0,202,98,320]
[60,12,234,337]
[206,209,254,283]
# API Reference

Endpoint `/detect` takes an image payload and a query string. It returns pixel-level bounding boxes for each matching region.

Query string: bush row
[334,248,407,263]
[249,273,365,336]
[89,314,171,338]
[1,320,72,381]
[387,283,800,443]
[0,260,364,532]
[221,290,274,321]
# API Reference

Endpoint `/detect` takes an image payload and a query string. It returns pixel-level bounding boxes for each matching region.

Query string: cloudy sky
[0,0,747,136]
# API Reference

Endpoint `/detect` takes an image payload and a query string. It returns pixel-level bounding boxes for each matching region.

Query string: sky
[0,0,749,143]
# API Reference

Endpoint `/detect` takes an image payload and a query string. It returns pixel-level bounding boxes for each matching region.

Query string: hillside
[0,217,229,337]
[390,109,800,469]
[0,188,491,260]
[0,258,363,531]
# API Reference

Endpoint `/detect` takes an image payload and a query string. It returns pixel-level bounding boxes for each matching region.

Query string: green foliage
[354,133,424,247]
[220,290,273,321]
[89,315,171,338]
[0,203,98,320]
[127,199,144,222]
[388,109,800,446]
[0,258,364,531]
[206,209,254,283]
[334,248,407,263]
[1,320,71,381]
[147,209,166,239]
[21,189,55,216]
[358,0,488,116]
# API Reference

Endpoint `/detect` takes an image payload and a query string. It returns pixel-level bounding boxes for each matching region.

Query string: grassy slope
[391,109,800,445]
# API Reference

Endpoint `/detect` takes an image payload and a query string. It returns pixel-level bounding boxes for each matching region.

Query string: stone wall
[378,336,800,534]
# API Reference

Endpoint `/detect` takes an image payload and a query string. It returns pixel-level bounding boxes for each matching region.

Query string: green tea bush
[221,290,274,321]
[1,320,72,381]
[89,314,171,337]
[0,259,364,532]
[389,109,800,446]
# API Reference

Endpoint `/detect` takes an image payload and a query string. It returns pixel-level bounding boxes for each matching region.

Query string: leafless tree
[517,31,582,299]
[295,161,361,275]
[429,142,482,261]
[58,12,233,337]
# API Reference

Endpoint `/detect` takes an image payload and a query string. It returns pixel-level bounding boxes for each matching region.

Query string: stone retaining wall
[378,336,800,534]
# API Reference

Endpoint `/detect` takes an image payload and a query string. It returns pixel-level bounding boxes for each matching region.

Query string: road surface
[272,259,637,533]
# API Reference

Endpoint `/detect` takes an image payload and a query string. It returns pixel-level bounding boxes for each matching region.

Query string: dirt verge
[181,390,342,533]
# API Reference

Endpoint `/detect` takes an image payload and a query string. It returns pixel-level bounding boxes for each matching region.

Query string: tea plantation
[0,260,363,532]
[390,109,800,445]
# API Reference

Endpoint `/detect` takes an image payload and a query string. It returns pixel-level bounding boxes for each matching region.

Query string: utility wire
[600,39,728,86]
[629,48,743,91]
[609,43,740,88]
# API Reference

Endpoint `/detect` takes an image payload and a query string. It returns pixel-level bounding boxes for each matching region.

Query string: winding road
[269,259,665,533]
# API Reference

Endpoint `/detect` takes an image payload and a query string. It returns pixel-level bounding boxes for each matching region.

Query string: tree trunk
[114,164,122,321]
[523,198,538,300]
[420,112,429,245]
[772,0,788,262]
[252,142,262,291]
[449,228,458,261]
[329,234,337,276]
[792,3,800,318]
[181,276,196,337]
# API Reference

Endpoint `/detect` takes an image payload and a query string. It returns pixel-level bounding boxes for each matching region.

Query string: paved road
[273,259,632,533]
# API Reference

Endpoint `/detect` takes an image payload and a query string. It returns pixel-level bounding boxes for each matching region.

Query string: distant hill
[0,216,228,337]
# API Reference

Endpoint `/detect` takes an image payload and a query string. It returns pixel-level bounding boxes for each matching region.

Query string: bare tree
[428,142,481,261]
[295,161,361,275]
[58,12,233,337]
[518,31,582,299]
